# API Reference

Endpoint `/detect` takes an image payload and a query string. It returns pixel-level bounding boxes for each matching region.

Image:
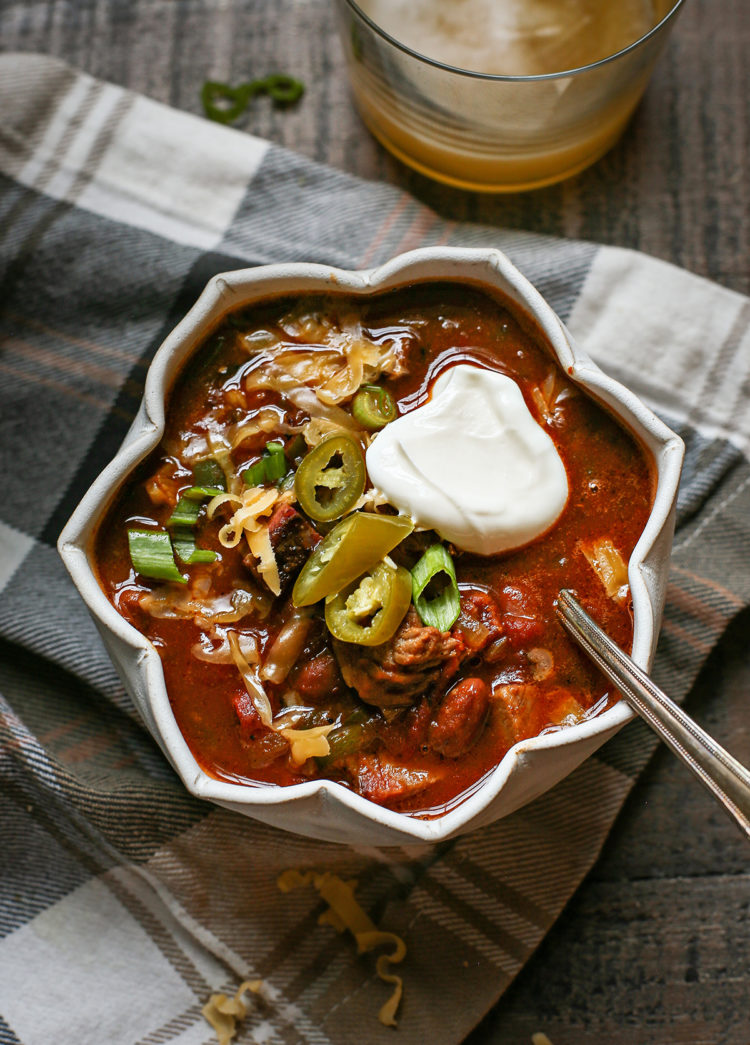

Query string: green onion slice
[243,458,268,487]
[128,529,186,584]
[193,458,226,491]
[352,384,397,429]
[411,543,461,632]
[167,496,202,528]
[172,529,218,565]
[242,440,290,487]
[264,441,287,481]
[183,485,225,500]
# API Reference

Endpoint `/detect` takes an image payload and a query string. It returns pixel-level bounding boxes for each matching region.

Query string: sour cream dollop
[365,364,569,555]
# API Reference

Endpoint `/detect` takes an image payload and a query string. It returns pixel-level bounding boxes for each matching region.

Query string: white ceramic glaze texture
[58,248,684,846]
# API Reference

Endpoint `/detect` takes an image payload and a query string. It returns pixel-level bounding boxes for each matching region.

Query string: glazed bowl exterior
[58,247,684,845]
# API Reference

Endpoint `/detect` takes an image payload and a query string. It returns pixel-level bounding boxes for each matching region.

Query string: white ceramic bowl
[58,247,684,846]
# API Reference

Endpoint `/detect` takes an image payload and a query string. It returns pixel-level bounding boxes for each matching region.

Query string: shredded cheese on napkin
[277,869,407,1027]
[202,979,262,1045]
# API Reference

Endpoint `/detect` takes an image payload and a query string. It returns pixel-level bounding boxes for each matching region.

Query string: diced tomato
[498,584,546,649]
[502,614,546,648]
[232,691,263,740]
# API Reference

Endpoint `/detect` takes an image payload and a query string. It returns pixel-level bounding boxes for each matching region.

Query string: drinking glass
[334,0,686,192]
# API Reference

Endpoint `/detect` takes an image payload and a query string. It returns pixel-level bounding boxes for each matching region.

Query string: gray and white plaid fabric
[1,53,749,1045]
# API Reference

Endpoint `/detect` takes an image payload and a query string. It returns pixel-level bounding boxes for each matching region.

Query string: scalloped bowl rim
[58,247,684,844]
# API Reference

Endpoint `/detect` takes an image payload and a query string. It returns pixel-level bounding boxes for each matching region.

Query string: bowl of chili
[58,247,684,845]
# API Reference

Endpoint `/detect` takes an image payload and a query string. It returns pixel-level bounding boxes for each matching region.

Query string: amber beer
[339,0,680,190]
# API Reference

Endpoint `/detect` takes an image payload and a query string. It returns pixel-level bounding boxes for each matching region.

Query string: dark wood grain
[2,2,748,1041]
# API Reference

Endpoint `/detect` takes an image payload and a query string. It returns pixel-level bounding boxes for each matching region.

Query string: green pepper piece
[292,511,414,607]
[318,707,372,766]
[325,560,412,646]
[294,433,365,523]
[352,384,397,429]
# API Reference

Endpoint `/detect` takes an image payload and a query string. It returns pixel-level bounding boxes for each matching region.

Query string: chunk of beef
[351,752,443,806]
[333,607,464,708]
[244,502,320,596]
[429,677,490,758]
[492,684,584,745]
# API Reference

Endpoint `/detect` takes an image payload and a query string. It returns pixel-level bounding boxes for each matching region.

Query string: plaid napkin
[1,52,749,1045]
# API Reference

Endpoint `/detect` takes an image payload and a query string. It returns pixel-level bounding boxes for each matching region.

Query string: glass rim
[342,0,687,82]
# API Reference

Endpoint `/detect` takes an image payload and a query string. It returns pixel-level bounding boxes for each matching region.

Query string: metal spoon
[556,589,750,840]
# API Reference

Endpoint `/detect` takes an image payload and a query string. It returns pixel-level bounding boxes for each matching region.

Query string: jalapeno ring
[294,433,365,523]
[325,560,412,646]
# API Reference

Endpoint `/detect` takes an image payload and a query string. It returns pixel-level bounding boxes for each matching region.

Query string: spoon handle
[557,589,750,840]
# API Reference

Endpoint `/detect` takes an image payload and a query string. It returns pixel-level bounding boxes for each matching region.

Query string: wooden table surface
[3,1,748,1042]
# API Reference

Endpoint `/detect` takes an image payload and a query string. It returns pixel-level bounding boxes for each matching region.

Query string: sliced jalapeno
[325,560,412,646]
[294,432,365,523]
[292,511,413,607]
[352,384,397,429]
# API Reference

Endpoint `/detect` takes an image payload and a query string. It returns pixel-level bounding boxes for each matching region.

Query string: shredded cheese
[228,631,272,727]
[215,488,278,548]
[228,407,301,450]
[277,870,407,1027]
[580,537,629,603]
[202,979,262,1045]
[227,632,334,759]
[277,723,335,764]
[349,485,392,513]
[246,525,281,597]
[244,318,403,407]
[209,487,294,597]
[302,416,352,447]
[531,370,573,424]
